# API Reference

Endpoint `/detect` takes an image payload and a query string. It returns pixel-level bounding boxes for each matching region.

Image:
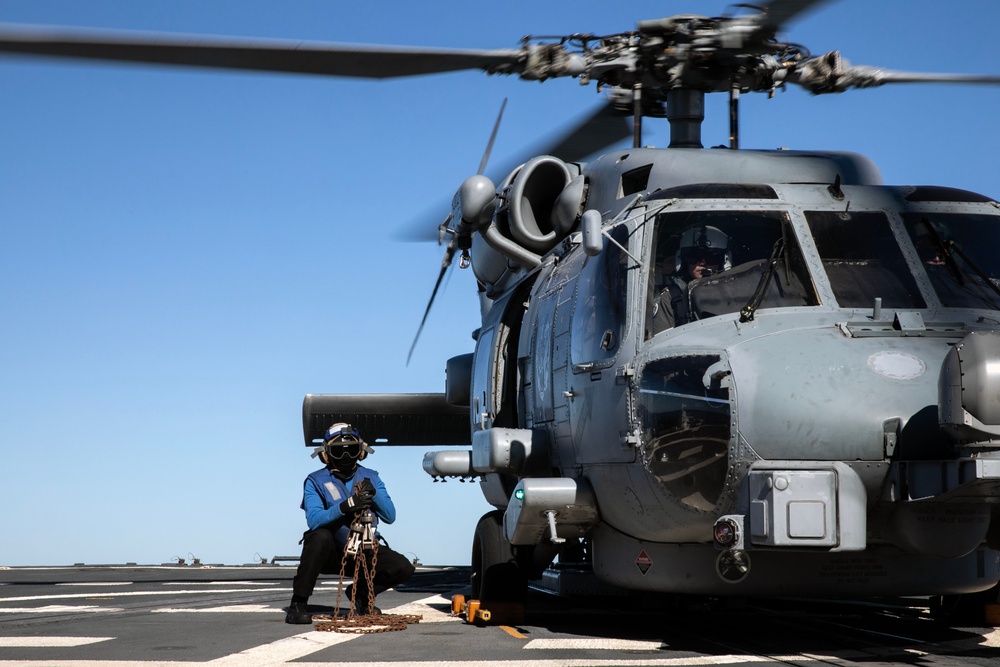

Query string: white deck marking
[0,662,205,666]
[56,582,133,587]
[0,605,123,613]
[160,582,279,586]
[0,588,291,602]
[414,595,452,605]
[208,629,360,666]
[384,595,458,623]
[524,638,666,650]
[152,605,281,613]
[292,657,807,667]
[0,656,812,667]
[0,630,360,667]
[0,637,113,647]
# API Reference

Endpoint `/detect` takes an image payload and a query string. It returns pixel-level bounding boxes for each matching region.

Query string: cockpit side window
[902,213,1000,311]
[571,224,630,367]
[806,211,925,309]
[645,210,816,338]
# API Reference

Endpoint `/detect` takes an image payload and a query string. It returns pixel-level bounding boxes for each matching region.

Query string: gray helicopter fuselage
[454,146,1000,597]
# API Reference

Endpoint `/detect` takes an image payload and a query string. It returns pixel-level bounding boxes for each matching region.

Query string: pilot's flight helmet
[676,225,732,274]
[312,422,372,463]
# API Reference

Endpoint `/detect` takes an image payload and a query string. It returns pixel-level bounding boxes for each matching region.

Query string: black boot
[284,601,313,625]
[356,601,382,616]
[342,583,353,606]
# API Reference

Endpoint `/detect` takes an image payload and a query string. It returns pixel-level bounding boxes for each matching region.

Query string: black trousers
[291,525,415,603]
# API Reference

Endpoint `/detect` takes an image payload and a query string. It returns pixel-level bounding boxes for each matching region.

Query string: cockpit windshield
[902,213,1000,311]
[806,211,926,309]
[645,210,817,338]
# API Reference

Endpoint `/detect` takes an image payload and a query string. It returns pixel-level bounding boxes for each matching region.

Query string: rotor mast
[666,89,705,149]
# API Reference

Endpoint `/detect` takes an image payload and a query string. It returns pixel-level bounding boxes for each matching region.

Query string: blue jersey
[301,465,396,546]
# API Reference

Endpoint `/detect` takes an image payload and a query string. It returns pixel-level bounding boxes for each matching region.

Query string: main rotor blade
[789,58,1000,93]
[758,0,833,33]
[478,98,508,176]
[0,23,523,79]
[865,70,1000,86]
[531,100,633,165]
[407,245,456,365]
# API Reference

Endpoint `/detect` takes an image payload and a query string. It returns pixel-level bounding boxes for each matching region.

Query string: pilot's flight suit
[651,275,689,334]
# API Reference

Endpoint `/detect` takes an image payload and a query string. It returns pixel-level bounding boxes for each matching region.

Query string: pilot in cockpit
[651,225,731,333]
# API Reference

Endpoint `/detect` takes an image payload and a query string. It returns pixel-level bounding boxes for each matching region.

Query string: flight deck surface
[1,564,998,667]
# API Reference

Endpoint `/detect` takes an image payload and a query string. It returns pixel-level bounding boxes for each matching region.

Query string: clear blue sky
[1,0,998,567]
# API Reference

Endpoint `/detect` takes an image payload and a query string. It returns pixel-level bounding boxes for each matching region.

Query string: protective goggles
[324,442,362,459]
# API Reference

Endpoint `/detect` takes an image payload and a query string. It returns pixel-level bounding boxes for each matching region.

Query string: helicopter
[3,0,1000,616]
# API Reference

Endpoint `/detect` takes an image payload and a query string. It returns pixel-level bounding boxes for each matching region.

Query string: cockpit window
[572,224,630,367]
[806,211,926,309]
[638,355,729,511]
[645,210,816,338]
[902,213,1000,310]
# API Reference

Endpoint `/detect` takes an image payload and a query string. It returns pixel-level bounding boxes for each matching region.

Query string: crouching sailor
[285,422,415,624]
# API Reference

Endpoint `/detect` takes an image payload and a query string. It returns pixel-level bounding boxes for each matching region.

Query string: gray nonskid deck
[1,565,999,666]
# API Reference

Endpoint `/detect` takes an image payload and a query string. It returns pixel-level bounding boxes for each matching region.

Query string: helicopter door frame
[568,218,644,465]
[495,276,536,429]
[471,275,540,434]
[471,324,497,432]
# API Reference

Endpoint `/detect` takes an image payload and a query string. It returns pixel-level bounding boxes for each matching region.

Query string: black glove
[339,493,373,515]
[357,478,376,501]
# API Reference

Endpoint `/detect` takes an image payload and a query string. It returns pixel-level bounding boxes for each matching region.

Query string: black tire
[470,510,527,603]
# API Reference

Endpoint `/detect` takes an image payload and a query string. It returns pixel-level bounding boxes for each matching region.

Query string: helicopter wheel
[470,509,527,604]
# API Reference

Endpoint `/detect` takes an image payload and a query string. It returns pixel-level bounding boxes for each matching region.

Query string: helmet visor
[681,247,726,266]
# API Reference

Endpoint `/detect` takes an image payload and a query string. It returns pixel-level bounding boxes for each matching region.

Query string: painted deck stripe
[0,656,815,667]
[0,605,122,613]
[56,582,133,587]
[208,629,360,666]
[0,637,113,647]
[152,605,281,613]
[382,601,456,623]
[292,656,811,667]
[160,582,279,586]
[524,638,665,650]
[379,594,458,623]
[500,625,527,639]
[413,594,452,605]
[0,588,291,602]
